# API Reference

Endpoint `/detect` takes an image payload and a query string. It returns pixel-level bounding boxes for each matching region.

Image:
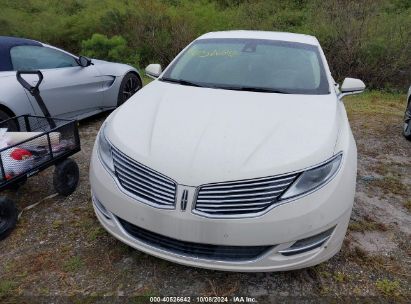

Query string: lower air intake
[118,217,273,262]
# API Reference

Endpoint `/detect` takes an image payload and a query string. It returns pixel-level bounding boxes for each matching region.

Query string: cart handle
[16,70,44,96]
[16,70,56,128]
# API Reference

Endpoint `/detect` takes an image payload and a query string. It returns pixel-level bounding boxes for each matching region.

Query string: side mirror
[145,64,162,79]
[340,78,366,97]
[78,56,92,67]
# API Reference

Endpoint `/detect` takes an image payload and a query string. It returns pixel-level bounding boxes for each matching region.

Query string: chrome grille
[112,148,177,208]
[195,173,298,216]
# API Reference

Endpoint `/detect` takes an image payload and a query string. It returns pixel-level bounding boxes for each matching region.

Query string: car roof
[197,30,320,46]
[0,36,42,72]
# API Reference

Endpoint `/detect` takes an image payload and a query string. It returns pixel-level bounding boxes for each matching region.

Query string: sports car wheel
[404,100,411,141]
[0,109,18,131]
[117,73,142,106]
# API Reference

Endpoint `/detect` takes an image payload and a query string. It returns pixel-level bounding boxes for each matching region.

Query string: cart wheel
[53,159,79,196]
[9,180,27,191]
[0,197,18,241]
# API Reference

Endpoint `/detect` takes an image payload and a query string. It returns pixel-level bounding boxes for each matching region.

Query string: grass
[352,246,368,261]
[52,219,63,229]
[346,247,409,280]
[87,226,106,241]
[142,75,153,86]
[0,280,15,297]
[333,271,348,283]
[372,175,409,196]
[375,279,401,297]
[344,91,406,116]
[63,256,85,272]
[349,216,387,232]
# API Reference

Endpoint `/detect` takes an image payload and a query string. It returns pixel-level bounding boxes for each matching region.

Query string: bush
[81,33,139,67]
[308,0,410,90]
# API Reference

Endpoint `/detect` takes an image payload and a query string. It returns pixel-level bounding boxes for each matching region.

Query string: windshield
[161,38,330,95]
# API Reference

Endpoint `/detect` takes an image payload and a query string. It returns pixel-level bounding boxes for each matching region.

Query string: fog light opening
[92,194,112,219]
[279,226,335,256]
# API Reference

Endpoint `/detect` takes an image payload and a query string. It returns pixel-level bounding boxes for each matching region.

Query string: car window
[10,45,78,70]
[163,38,330,95]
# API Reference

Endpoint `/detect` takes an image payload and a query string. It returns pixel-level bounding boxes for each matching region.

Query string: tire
[9,179,27,191]
[53,158,79,196]
[0,109,18,131]
[403,100,411,141]
[0,197,18,241]
[117,73,142,106]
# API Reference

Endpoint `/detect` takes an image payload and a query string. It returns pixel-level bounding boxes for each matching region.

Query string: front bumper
[90,144,356,272]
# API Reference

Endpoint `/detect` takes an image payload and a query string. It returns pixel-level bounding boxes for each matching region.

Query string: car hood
[106,81,340,186]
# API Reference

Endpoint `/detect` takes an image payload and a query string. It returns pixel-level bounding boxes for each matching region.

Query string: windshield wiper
[219,86,290,94]
[160,77,204,87]
[160,78,289,93]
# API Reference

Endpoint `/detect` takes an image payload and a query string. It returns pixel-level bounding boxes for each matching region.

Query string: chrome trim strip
[197,195,280,203]
[278,226,336,254]
[196,201,274,208]
[201,175,296,189]
[198,188,284,199]
[195,206,267,213]
[278,235,332,255]
[199,181,293,193]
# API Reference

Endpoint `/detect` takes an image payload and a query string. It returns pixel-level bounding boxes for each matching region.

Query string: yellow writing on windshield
[188,49,239,58]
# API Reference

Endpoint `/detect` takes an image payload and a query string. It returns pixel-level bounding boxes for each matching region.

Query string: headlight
[280,153,342,200]
[98,124,114,171]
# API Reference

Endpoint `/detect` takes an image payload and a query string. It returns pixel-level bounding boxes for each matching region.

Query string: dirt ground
[0,92,410,302]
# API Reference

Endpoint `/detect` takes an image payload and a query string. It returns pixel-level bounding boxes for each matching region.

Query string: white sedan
[90,31,365,272]
[0,36,142,123]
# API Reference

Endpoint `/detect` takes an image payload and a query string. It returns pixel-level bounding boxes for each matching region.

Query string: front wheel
[403,100,411,141]
[0,109,18,131]
[117,73,142,106]
[0,197,18,241]
[53,158,80,196]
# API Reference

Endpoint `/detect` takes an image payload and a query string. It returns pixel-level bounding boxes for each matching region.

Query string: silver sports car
[0,36,142,122]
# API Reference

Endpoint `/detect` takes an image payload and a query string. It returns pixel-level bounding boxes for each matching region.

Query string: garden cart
[0,71,81,240]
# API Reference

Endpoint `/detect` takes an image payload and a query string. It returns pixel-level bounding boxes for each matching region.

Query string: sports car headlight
[98,124,114,171]
[281,153,343,200]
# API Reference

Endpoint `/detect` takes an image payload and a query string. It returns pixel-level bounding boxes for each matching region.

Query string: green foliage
[63,256,85,272]
[375,279,401,296]
[81,33,139,66]
[0,280,15,297]
[0,0,409,90]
